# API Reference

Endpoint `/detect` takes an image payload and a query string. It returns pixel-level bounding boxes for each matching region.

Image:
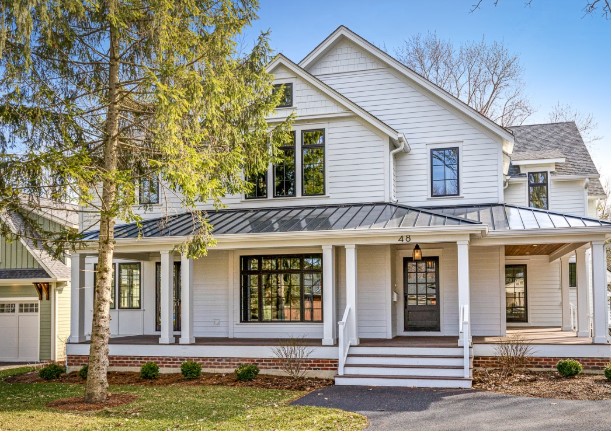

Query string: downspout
[390,135,408,203]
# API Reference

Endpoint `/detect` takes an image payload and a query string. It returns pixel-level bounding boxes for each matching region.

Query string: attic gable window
[528,171,548,209]
[273,83,293,108]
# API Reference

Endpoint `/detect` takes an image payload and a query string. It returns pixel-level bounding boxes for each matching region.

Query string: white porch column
[560,256,573,331]
[179,253,194,344]
[69,253,85,343]
[591,240,608,344]
[159,250,175,344]
[322,245,336,346]
[457,240,471,347]
[345,244,359,345]
[576,246,590,338]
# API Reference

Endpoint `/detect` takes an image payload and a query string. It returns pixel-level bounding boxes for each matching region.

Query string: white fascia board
[473,228,610,245]
[298,26,514,144]
[512,158,566,165]
[267,55,401,142]
[0,278,58,285]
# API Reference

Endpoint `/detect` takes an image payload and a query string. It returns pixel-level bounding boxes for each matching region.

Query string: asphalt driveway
[293,386,611,431]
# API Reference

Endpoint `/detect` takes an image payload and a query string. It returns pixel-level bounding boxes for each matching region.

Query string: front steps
[335,345,472,388]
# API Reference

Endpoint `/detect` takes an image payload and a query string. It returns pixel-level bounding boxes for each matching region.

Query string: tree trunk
[85,4,120,403]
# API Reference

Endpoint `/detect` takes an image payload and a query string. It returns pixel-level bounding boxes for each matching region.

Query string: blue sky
[242,0,611,186]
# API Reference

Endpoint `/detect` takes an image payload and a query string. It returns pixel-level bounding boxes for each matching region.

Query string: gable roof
[507,122,605,196]
[298,26,514,144]
[268,54,408,148]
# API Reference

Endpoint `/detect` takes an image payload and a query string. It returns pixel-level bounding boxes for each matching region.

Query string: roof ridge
[509,121,577,128]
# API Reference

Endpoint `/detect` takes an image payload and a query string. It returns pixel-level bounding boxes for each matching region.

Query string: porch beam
[322,245,336,346]
[549,243,587,263]
[69,253,85,343]
[560,256,572,331]
[591,240,608,344]
[457,240,471,347]
[159,250,175,344]
[345,244,359,345]
[575,246,590,338]
[179,253,195,344]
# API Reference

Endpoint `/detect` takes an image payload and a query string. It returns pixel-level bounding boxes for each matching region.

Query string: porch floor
[474,327,598,345]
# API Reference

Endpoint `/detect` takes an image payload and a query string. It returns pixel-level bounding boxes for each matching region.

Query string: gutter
[390,135,410,202]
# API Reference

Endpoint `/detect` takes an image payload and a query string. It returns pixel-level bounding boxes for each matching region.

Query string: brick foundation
[474,356,610,370]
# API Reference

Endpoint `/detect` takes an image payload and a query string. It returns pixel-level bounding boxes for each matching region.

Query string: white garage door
[0,301,39,362]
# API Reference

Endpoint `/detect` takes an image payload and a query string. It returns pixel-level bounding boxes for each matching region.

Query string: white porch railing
[570,303,577,331]
[338,305,352,376]
[459,304,471,379]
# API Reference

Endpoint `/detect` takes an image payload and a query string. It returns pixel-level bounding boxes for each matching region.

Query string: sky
[242,0,611,188]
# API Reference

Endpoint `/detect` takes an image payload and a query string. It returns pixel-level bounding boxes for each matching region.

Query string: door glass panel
[404,257,440,331]
[505,264,527,322]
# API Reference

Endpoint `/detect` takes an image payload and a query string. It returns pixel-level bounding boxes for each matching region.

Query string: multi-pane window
[19,303,38,313]
[93,263,116,309]
[274,132,296,197]
[302,129,325,196]
[245,171,267,199]
[139,175,159,205]
[241,254,322,322]
[274,83,293,108]
[528,171,548,209]
[569,262,577,288]
[118,263,141,309]
[0,303,15,313]
[505,264,527,322]
[431,147,459,197]
[405,258,439,306]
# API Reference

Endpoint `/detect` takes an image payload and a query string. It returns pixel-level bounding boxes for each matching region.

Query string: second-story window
[274,132,296,197]
[274,83,293,108]
[302,129,325,196]
[139,175,159,205]
[245,171,267,199]
[528,171,548,209]
[431,147,459,197]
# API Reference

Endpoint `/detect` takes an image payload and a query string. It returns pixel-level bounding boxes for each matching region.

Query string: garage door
[0,302,39,362]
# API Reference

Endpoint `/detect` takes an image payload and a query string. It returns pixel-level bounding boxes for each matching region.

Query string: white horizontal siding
[309,39,384,75]
[470,246,503,336]
[504,181,527,207]
[193,251,230,337]
[550,179,586,215]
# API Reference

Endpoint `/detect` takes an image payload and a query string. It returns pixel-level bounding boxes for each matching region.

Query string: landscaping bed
[473,369,610,400]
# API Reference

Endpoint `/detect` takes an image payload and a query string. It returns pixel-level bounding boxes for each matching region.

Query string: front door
[155,262,181,331]
[404,257,440,331]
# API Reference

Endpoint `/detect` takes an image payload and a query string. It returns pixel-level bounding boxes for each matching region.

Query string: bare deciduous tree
[548,102,602,146]
[396,33,534,126]
[470,0,610,19]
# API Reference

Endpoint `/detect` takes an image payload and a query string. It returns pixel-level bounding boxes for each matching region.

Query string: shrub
[39,363,64,380]
[272,337,315,380]
[604,365,610,380]
[140,361,160,379]
[78,364,88,380]
[493,334,533,377]
[556,359,583,377]
[181,361,202,379]
[235,363,259,381]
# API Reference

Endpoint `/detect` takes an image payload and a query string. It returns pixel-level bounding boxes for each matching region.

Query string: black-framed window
[505,264,527,322]
[302,129,325,196]
[118,263,141,309]
[139,175,159,205]
[274,132,296,197]
[245,171,268,199]
[240,254,322,322]
[569,262,577,288]
[528,171,548,209]
[93,263,116,309]
[431,147,459,197]
[274,83,293,108]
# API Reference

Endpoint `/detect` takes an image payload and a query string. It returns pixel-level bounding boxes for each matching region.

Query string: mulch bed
[46,393,137,411]
[6,370,332,391]
[473,369,611,400]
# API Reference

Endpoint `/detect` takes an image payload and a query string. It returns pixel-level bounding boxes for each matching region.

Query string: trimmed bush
[140,361,160,379]
[78,364,88,380]
[39,363,64,380]
[235,363,259,381]
[604,365,610,381]
[181,361,202,379]
[556,359,583,377]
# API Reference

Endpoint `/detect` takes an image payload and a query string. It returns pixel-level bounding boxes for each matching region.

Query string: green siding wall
[0,236,40,269]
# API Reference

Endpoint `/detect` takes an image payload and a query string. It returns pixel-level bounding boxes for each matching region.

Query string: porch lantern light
[413,244,422,261]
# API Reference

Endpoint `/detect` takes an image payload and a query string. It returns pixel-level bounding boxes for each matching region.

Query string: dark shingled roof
[0,268,50,279]
[507,122,605,196]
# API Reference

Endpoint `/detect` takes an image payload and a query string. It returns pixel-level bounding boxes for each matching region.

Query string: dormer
[511,150,566,175]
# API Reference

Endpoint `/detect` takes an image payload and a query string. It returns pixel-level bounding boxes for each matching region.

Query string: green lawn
[0,368,366,431]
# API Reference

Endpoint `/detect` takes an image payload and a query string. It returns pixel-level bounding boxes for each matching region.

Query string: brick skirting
[474,356,610,370]
[67,355,338,371]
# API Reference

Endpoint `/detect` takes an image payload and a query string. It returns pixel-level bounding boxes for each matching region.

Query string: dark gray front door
[404,257,440,331]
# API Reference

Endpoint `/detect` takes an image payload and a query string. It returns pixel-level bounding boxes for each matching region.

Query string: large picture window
[274,132,296,197]
[241,254,322,322]
[302,129,325,196]
[118,263,141,309]
[431,147,459,197]
[505,264,527,322]
[93,263,116,309]
[528,171,548,209]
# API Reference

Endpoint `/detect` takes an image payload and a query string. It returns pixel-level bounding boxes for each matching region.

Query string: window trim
[505,264,528,323]
[117,262,142,310]
[430,146,460,198]
[527,171,549,209]
[139,175,160,205]
[273,131,297,198]
[301,129,326,197]
[274,82,293,108]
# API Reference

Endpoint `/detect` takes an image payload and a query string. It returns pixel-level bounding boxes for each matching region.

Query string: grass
[0,368,366,431]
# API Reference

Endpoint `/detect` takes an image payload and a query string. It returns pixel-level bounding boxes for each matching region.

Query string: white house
[67,26,610,388]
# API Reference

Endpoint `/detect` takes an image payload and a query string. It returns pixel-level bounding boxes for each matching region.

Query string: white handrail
[338,305,352,376]
[460,304,471,379]
[569,303,577,331]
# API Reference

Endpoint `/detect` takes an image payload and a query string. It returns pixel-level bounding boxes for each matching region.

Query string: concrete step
[343,364,466,377]
[349,346,466,356]
[346,354,465,367]
[334,374,473,388]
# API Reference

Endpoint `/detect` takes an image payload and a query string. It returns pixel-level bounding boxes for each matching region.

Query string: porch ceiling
[505,243,565,256]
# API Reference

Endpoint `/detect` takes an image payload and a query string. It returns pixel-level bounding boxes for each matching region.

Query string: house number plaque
[397,235,411,243]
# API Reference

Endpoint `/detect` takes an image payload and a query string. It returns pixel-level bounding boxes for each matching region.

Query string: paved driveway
[293,386,611,431]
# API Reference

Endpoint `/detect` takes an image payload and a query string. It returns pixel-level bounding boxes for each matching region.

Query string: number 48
[397,235,411,243]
